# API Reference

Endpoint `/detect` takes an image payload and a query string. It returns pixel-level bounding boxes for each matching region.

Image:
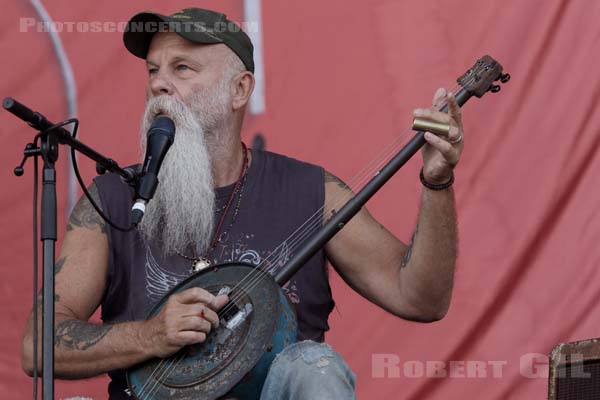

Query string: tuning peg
[500,73,511,83]
[490,85,501,93]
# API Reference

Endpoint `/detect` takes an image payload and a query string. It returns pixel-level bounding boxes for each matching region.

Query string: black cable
[70,123,135,232]
[41,119,135,232]
[32,139,39,400]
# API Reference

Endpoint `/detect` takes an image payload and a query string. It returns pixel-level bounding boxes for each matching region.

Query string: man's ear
[231,71,255,111]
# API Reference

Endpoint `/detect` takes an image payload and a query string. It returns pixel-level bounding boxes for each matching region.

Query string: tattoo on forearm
[67,183,106,233]
[402,226,418,268]
[324,171,352,192]
[55,320,113,350]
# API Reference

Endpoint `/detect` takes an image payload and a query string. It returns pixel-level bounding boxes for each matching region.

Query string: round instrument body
[126,262,297,400]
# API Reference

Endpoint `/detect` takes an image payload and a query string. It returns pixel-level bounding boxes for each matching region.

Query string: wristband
[419,167,454,190]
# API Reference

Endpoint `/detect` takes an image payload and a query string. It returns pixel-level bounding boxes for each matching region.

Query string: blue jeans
[260,341,356,400]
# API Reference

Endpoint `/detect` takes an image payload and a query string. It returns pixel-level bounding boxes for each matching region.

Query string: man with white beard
[21,8,465,400]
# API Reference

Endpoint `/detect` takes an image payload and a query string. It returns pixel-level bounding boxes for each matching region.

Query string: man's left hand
[414,87,464,185]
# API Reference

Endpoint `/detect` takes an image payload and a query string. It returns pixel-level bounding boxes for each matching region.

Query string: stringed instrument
[126,55,510,399]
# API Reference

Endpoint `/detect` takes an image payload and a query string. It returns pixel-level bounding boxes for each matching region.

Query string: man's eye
[176,64,190,71]
[147,68,158,75]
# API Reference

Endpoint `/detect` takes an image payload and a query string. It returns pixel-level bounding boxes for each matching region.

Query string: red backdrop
[2,0,599,398]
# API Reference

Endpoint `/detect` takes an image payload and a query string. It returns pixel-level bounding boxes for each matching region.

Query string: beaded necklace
[177,142,249,273]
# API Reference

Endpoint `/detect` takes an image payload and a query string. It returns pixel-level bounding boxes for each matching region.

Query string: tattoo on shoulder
[67,183,107,233]
[55,320,113,350]
[401,225,419,268]
[324,171,352,192]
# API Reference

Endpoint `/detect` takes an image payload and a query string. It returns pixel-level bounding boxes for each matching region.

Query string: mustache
[142,96,189,130]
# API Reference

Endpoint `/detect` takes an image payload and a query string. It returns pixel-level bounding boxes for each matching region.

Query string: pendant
[191,258,211,273]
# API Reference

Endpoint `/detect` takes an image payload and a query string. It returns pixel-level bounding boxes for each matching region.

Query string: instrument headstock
[458,55,510,98]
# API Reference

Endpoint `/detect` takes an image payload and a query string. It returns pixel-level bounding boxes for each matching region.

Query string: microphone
[131,116,176,225]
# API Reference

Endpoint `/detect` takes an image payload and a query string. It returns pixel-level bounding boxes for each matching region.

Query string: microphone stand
[4,97,136,400]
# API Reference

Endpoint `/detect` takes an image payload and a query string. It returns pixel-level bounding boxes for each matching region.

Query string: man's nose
[148,71,175,97]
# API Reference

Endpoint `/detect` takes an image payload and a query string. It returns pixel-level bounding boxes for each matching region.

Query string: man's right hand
[143,287,229,358]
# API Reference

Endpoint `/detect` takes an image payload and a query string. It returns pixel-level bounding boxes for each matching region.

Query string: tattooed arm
[22,183,226,378]
[323,171,456,322]
[21,183,152,378]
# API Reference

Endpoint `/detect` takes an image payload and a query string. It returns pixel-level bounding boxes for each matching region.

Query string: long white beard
[137,95,216,257]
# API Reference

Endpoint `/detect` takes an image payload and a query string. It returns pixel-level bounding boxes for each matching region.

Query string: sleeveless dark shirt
[94,149,335,398]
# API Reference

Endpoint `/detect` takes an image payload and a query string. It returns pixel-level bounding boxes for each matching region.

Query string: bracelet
[419,167,454,190]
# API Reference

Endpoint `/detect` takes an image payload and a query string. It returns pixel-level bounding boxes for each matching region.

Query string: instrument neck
[274,88,472,286]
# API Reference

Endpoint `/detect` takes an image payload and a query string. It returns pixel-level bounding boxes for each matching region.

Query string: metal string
[217,84,464,314]
[138,82,468,398]
[138,83,467,398]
